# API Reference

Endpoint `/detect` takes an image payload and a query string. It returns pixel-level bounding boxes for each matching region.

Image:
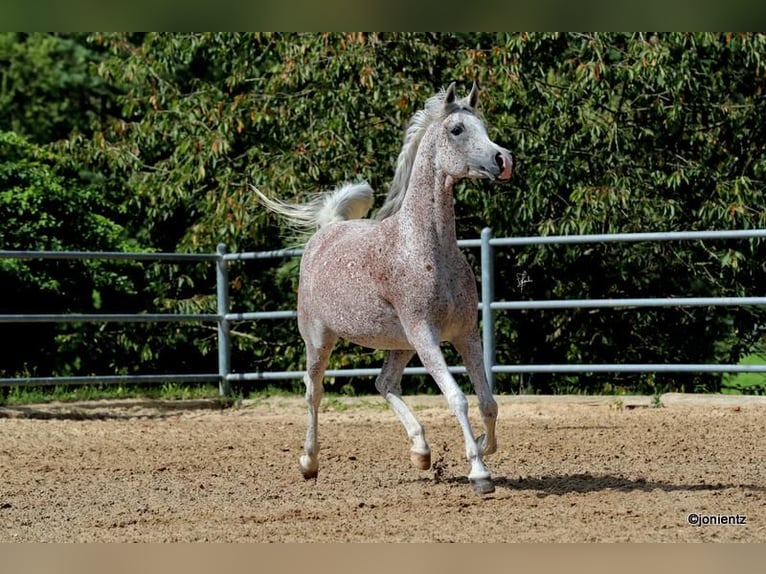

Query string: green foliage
[2,33,765,395]
[0,130,153,378]
[480,33,766,393]
[0,32,113,144]
[0,132,128,253]
[721,350,766,395]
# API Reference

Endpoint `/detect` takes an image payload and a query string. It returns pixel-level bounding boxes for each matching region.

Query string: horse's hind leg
[454,334,498,458]
[375,350,431,470]
[300,336,336,480]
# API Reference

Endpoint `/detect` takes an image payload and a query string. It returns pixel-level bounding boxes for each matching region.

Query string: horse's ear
[468,81,479,109]
[445,82,457,105]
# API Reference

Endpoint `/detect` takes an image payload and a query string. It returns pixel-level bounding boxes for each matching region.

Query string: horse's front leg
[409,326,494,494]
[375,349,431,470]
[453,334,498,458]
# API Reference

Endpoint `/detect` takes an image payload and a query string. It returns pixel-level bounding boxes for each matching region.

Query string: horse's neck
[396,148,459,251]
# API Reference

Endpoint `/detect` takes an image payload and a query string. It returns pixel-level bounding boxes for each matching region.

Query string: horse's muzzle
[495,149,513,180]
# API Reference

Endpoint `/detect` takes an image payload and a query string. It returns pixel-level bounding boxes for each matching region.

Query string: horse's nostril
[495,153,504,170]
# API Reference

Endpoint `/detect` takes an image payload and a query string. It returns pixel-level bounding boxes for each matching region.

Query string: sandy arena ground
[1,393,764,542]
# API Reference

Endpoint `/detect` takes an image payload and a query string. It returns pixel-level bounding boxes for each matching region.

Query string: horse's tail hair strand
[252,182,374,231]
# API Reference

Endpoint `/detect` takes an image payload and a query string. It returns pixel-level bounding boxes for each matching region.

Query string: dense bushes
[1,33,764,394]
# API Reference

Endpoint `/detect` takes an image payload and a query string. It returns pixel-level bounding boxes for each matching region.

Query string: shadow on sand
[0,398,233,421]
[428,473,766,495]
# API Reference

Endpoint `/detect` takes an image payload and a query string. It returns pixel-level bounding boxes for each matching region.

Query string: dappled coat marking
[254,82,513,494]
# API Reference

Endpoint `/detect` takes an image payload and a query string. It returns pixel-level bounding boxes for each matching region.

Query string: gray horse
[254,82,513,493]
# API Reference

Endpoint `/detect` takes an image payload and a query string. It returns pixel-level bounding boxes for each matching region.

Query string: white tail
[252,182,374,231]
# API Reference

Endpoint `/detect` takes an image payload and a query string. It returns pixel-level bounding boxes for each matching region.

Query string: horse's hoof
[470,477,495,495]
[301,467,318,480]
[300,456,318,480]
[410,450,431,470]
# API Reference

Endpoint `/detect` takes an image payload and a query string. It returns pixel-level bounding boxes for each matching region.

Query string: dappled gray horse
[254,82,513,493]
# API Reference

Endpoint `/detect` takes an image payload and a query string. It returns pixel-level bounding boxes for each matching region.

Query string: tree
[476,33,766,392]
[0,32,114,144]
[0,131,152,378]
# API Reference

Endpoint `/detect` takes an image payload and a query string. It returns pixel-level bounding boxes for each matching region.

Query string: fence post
[480,227,496,393]
[216,244,232,397]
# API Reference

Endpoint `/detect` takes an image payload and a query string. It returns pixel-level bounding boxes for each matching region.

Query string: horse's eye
[450,125,464,136]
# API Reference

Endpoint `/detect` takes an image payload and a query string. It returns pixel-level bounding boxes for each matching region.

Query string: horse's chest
[394,257,470,320]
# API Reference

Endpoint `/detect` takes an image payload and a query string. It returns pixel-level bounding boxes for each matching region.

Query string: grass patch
[1,381,386,408]
[721,353,766,395]
[321,396,351,412]
[1,382,223,406]
[320,395,388,413]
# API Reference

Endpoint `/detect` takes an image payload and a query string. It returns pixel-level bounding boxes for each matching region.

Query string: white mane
[375,89,459,220]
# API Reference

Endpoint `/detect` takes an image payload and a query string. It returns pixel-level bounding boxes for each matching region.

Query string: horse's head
[435,82,513,182]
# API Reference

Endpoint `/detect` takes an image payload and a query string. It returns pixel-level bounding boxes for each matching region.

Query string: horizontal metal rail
[224,362,766,382]
[491,364,766,374]
[5,363,766,388]
[0,313,219,323]
[0,312,301,324]
[224,248,304,260]
[3,296,760,324]
[226,310,297,321]
[0,374,220,387]
[458,228,766,248]
[0,249,218,262]
[224,228,766,262]
[492,297,766,311]
[226,366,468,382]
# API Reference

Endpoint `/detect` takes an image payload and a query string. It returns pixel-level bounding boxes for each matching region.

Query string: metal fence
[2,228,766,395]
